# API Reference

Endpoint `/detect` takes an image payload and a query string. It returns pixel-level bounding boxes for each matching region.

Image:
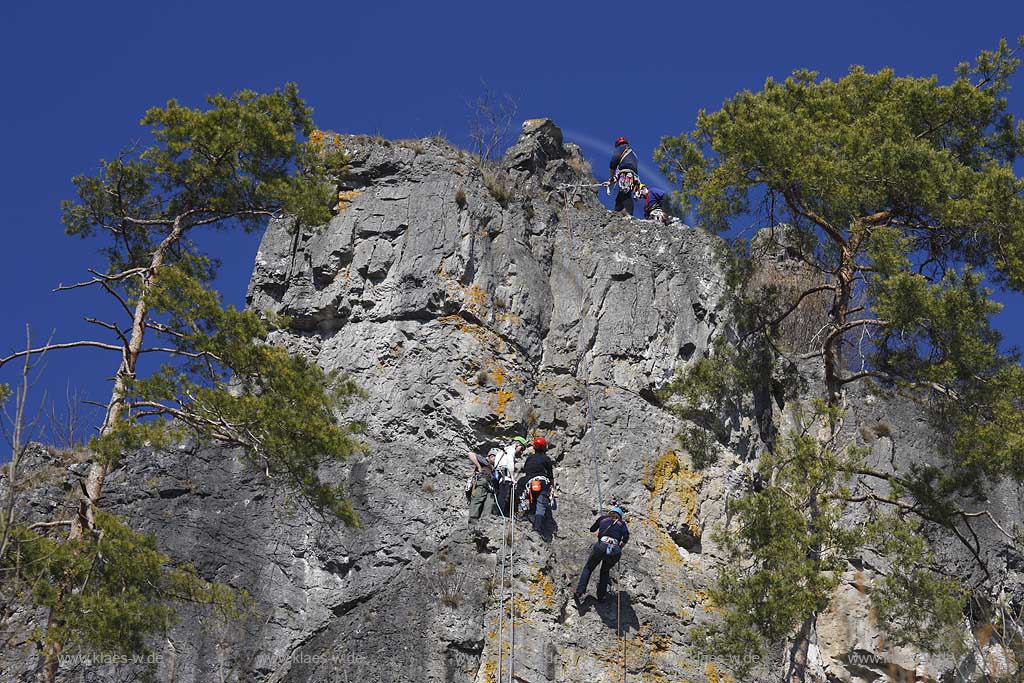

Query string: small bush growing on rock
[568,155,593,179]
[396,139,425,155]
[431,561,466,609]
[455,188,468,209]
[677,425,719,470]
[483,171,512,208]
[871,421,894,438]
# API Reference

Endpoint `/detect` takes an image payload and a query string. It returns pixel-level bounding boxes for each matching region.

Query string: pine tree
[657,39,1024,679]
[0,84,362,680]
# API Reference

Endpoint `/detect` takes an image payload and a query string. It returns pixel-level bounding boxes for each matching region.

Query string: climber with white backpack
[604,137,639,215]
[492,436,528,517]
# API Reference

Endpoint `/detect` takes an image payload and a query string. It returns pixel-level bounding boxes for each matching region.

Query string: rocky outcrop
[2,120,1021,682]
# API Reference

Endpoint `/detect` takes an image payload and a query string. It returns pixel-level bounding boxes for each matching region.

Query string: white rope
[560,185,629,680]
[508,490,516,683]
[493,488,508,683]
[560,185,606,512]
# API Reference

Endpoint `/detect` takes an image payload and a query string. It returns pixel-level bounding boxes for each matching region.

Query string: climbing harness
[616,169,638,193]
[519,475,553,519]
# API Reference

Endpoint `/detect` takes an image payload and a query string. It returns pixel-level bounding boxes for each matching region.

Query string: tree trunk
[786,614,816,683]
[40,222,187,682]
[823,258,853,408]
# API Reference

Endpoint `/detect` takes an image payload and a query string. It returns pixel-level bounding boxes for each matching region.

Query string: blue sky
[2,0,1024,449]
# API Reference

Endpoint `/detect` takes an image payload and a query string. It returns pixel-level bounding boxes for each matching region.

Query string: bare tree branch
[466,81,518,161]
[0,341,123,371]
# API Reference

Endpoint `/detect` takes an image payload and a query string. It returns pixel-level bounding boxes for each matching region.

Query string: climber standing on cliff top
[606,137,639,215]
[572,505,630,603]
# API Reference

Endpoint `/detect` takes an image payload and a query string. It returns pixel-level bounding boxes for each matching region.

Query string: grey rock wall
[2,120,1020,683]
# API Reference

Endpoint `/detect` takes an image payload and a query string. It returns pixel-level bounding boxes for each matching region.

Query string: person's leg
[596,547,621,599]
[575,543,604,595]
[614,191,629,213]
[496,481,511,517]
[513,478,527,517]
[532,492,549,533]
[468,482,487,521]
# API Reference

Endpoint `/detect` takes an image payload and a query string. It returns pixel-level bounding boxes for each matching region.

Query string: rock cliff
[3,119,1021,682]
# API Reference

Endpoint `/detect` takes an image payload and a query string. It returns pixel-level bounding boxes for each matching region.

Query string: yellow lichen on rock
[528,570,556,609]
[481,659,496,683]
[335,189,362,212]
[495,389,514,416]
[465,283,488,313]
[494,312,522,326]
[704,661,733,683]
[644,451,702,567]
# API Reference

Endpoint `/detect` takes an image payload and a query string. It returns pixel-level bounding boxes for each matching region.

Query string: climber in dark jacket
[607,137,639,215]
[638,184,669,223]
[572,506,630,602]
[516,437,556,536]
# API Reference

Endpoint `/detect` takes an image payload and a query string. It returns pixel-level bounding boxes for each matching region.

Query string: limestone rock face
[2,120,1021,682]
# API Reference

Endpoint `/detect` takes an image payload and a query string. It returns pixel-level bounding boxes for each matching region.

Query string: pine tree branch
[26,520,74,531]
[84,318,130,348]
[53,267,150,293]
[838,370,892,385]
[822,318,888,349]
[782,187,845,247]
[145,321,186,340]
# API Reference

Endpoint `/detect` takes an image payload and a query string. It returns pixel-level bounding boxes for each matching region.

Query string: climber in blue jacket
[637,184,669,224]
[607,137,639,215]
[571,506,630,602]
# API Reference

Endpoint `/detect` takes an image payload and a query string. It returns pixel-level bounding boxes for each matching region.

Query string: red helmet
[532,436,548,451]
[615,136,628,146]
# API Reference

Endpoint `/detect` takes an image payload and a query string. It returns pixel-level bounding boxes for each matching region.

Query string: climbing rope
[617,567,624,683]
[490,480,519,683]
[558,183,606,513]
[557,183,628,680]
[492,489,509,683]
[508,488,516,683]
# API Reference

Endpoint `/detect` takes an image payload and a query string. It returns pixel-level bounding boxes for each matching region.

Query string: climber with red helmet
[515,436,557,539]
[606,136,639,215]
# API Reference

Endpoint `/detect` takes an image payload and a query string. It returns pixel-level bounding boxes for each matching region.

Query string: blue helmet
[610,506,624,518]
